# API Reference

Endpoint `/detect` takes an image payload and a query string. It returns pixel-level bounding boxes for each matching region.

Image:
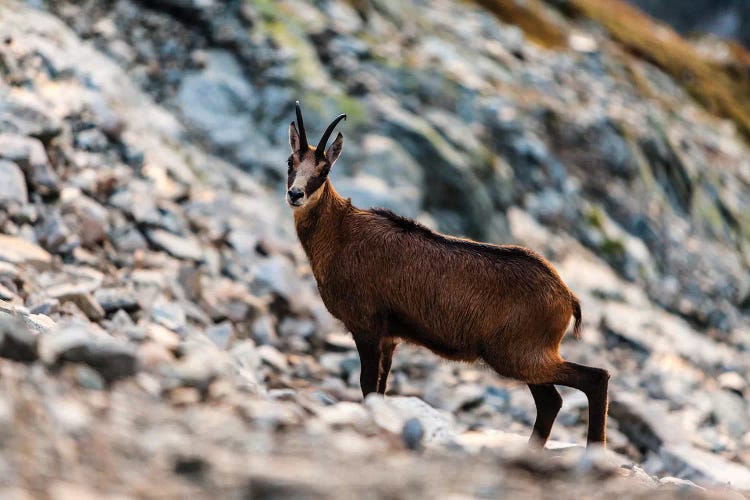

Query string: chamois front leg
[377,339,396,395]
[353,334,381,398]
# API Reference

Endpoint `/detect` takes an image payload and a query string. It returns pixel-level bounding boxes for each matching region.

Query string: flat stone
[146,323,181,350]
[365,395,457,447]
[151,299,187,332]
[257,344,288,371]
[146,229,203,261]
[323,331,354,349]
[0,235,52,267]
[23,313,56,336]
[38,321,137,383]
[661,444,750,490]
[316,401,371,428]
[93,287,140,313]
[206,321,234,349]
[48,286,105,321]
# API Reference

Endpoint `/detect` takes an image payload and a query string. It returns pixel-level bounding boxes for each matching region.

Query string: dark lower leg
[377,340,396,395]
[552,362,609,446]
[354,335,381,398]
[528,383,562,448]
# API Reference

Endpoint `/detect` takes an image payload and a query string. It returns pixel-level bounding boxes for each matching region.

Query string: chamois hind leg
[551,361,610,446]
[353,334,381,398]
[377,339,396,395]
[528,383,562,448]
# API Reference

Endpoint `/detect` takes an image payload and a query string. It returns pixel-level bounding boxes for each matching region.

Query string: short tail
[571,296,582,339]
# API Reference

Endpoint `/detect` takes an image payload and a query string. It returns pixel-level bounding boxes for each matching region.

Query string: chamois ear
[326,132,344,166]
[289,121,301,153]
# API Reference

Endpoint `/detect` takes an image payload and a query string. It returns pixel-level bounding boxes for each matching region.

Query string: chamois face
[285,142,340,209]
[286,105,345,209]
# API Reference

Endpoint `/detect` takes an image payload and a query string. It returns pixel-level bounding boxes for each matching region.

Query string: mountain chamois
[286,101,609,448]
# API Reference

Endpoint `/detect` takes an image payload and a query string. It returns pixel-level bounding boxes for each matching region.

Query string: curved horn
[295,101,308,151]
[316,114,347,158]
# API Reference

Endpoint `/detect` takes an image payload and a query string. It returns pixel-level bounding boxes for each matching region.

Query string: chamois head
[286,101,346,208]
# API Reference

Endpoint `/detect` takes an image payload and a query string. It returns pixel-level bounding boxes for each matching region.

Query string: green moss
[586,206,605,230]
[265,21,330,91]
[738,212,750,242]
[601,238,626,259]
[691,187,725,238]
[248,0,278,21]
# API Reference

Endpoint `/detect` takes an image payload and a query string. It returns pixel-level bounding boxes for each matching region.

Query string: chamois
[287,101,610,448]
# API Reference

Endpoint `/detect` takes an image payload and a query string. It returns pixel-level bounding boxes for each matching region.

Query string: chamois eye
[287,158,293,173]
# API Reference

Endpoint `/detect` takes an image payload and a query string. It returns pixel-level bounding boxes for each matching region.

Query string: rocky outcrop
[0,0,748,497]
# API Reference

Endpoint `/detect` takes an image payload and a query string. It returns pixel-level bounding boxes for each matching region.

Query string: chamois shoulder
[369,208,432,235]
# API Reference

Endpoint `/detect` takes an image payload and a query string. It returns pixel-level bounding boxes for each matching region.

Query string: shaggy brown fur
[287,104,609,448]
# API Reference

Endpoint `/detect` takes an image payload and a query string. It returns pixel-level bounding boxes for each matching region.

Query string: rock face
[0,0,747,497]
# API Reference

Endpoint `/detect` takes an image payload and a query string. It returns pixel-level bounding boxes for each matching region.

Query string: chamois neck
[293,179,352,273]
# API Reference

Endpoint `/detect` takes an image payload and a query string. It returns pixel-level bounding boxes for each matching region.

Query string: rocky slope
[0,0,749,497]
[628,0,750,49]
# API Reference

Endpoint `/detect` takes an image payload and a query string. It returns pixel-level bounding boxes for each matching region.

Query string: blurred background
[0,0,749,497]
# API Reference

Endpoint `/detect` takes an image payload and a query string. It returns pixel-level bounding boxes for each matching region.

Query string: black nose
[288,188,304,202]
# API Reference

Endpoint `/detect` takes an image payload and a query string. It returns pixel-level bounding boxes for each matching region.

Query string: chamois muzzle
[287,187,304,206]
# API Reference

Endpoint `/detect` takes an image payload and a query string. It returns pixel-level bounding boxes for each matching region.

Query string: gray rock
[324,332,355,352]
[278,317,315,340]
[401,417,424,450]
[660,444,750,490]
[150,299,187,332]
[316,401,370,428]
[717,372,746,395]
[250,314,277,346]
[36,209,77,254]
[74,364,106,391]
[109,222,148,253]
[176,50,257,150]
[252,255,299,299]
[109,181,162,226]
[146,229,204,261]
[168,349,226,390]
[206,321,234,349]
[706,390,749,439]
[332,174,421,217]
[48,286,105,321]
[0,133,61,195]
[0,92,62,141]
[74,128,109,152]
[257,344,287,372]
[94,287,140,313]
[66,195,110,247]
[375,98,495,238]
[38,321,137,383]
[23,313,56,336]
[365,395,457,447]
[0,160,28,205]
[0,234,52,267]
[658,476,704,491]
[357,134,424,190]
[0,311,38,362]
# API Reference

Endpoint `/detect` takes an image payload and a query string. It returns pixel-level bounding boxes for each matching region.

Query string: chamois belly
[386,309,480,362]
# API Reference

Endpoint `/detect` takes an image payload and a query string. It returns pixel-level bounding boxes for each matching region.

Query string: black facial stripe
[287,155,295,189]
[304,164,330,195]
